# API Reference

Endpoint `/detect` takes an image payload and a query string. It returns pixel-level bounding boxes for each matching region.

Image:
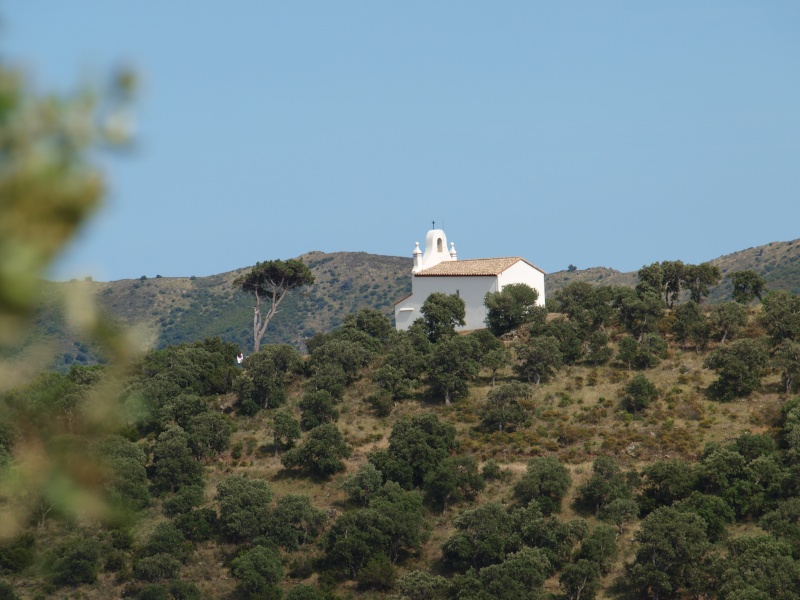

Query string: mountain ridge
[28,237,800,370]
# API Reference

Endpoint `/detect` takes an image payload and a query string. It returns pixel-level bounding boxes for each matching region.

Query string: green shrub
[396,571,449,600]
[187,412,236,459]
[266,495,328,550]
[285,584,324,600]
[162,485,204,518]
[104,549,127,573]
[482,459,503,481]
[149,426,205,495]
[342,463,383,505]
[0,534,35,574]
[485,283,541,336]
[48,536,101,587]
[134,585,170,600]
[366,391,394,417]
[357,555,395,591]
[442,502,519,571]
[299,389,339,430]
[133,554,181,581]
[514,456,572,514]
[109,528,134,550]
[231,440,244,459]
[0,582,19,600]
[141,522,192,562]
[216,475,273,541]
[231,546,283,598]
[281,423,350,477]
[424,455,485,511]
[175,508,218,542]
[167,580,202,600]
[623,374,658,416]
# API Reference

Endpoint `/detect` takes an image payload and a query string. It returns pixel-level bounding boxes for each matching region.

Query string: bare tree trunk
[572,574,589,600]
[253,290,263,353]
[253,286,289,353]
[37,499,53,529]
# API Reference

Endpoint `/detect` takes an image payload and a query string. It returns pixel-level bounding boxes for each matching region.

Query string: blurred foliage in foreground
[0,59,139,538]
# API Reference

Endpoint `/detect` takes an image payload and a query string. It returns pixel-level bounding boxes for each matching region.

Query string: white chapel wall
[394,295,418,330]
[395,275,498,331]
[496,260,546,305]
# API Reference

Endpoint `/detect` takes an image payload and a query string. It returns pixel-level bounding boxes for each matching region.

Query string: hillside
[4,280,800,599]
[545,238,800,300]
[30,253,412,369]
[27,237,800,371]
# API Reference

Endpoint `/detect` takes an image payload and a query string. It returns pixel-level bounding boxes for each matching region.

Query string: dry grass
[20,304,795,599]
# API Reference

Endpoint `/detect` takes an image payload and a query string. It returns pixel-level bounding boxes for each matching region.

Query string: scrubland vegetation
[4,271,800,600]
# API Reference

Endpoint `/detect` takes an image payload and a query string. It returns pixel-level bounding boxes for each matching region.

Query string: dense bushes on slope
[5,283,800,597]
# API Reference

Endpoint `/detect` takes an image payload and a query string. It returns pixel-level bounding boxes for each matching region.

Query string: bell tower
[411,228,457,273]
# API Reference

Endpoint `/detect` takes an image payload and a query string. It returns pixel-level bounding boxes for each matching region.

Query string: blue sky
[4,2,799,281]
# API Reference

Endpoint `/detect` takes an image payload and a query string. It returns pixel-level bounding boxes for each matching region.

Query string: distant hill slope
[545,266,637,293]
[27,238,800,370]
[112,250,410,353]
[31,252,412,369]
[706,238,800,300]
[546,238,800,302]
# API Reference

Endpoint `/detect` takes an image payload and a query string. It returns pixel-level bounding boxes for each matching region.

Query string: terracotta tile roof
[415,257,545,276]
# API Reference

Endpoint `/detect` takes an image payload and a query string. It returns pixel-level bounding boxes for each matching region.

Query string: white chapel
[394,228,546,331]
